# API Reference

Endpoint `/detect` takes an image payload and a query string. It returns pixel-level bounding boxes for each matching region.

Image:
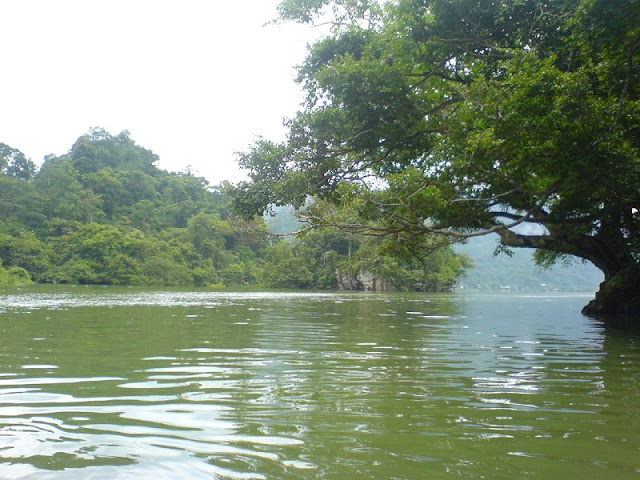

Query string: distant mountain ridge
[454,234,603,292]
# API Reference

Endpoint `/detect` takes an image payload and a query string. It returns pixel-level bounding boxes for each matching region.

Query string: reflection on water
[0,288,638,479]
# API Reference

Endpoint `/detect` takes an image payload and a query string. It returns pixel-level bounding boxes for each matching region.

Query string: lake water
[0,287,638,479]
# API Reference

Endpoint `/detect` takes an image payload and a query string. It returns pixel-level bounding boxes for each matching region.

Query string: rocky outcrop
[581,265,640,325]
[335,269,394,291]
[335,269,456,292]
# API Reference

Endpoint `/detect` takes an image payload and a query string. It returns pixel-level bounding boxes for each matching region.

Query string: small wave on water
[0,362,314,479]
[0,289,370,311]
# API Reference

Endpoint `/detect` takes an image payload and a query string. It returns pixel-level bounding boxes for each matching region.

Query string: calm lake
[0,287,638,479]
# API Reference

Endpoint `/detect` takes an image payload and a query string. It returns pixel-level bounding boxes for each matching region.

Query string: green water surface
[0,287,638,479]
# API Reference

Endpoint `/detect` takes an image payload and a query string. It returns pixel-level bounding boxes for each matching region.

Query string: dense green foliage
[232,0,640,315]
[264,212,470,291]
[0,129,262,287]
[0,128,466,291]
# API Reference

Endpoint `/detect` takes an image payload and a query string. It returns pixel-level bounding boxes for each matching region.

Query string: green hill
[0,129,469,292]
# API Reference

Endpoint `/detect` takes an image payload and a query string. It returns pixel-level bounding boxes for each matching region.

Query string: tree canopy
[231,0,640,317]
[0,128,467,291]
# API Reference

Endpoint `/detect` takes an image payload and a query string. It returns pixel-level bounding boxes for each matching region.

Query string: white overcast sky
[0,0,319,185]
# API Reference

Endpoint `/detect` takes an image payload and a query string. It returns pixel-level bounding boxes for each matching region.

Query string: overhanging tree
[231,0,640,317]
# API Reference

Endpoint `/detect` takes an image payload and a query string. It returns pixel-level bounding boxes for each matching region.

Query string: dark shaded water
[0,288,638,479]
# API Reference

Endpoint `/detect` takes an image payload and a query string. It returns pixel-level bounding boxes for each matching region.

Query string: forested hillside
[0,128,466,291]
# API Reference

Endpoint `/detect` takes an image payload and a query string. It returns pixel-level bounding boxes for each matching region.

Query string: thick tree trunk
[494,224,640,322]
[582,264,640,322]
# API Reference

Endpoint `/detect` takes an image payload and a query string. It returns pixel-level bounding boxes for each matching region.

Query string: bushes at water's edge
[0,129,468,290]
[0,259,31,286]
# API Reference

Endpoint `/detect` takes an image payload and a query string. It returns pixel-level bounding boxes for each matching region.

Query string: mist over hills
[454,234,603,292]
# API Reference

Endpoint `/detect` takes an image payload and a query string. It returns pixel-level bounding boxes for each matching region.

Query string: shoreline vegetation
[0,129,467,292]
[0,129,602,295]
